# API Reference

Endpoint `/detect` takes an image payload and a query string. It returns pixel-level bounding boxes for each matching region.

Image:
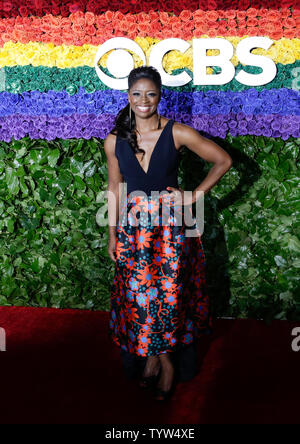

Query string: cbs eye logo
[94,36,192,90]
[94,37,147,90]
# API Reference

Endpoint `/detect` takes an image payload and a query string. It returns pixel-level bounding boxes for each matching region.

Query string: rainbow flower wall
[0,1,299,140]
[0,0,299,318]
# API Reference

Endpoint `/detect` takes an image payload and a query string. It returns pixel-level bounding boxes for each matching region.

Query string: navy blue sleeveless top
[115,119,180,196]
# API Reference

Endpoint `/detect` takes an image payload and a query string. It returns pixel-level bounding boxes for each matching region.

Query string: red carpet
[0,307,299,424]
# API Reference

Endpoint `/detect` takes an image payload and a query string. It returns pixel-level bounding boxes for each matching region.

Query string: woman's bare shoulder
[104,132,117,156]
[171,120,195,151]
[172,120,204,150]
[172,120,197,135]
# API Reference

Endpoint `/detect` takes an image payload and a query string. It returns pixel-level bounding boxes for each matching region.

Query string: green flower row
[1,61,299,95]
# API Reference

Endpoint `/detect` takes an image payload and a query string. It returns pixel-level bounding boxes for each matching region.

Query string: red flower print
[153,237,163,252]
[161,226,172,240]
[136,344,148,357]
[137,292,148,307]
[139,334,151,346]
[126,304,139,323]
[115,240,127,260]
[161,242,176,260]
[145,315,155,325]
[161,278,176,294]
[146,286,159,301]
[126,255,136,270]
[136,228,152,250]
[164,292,177,306]
[136,264,159,288]
[153,252,168,267]
[170,261,179,273]
[163,331,177,346]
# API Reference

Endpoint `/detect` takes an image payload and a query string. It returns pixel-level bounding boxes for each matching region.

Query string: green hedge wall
[0,135,299,320]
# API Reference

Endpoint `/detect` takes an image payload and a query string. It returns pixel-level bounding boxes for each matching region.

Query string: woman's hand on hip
[166,187,194,206]
[108,237,117,262]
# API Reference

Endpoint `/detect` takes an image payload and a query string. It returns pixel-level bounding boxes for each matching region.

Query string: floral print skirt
[109,190,212,357]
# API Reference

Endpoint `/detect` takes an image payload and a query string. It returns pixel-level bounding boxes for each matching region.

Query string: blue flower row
[0,88,298,117]
[0,113,299,143]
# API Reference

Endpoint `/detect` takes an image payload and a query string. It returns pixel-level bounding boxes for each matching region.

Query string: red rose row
[0,0,298,19]
[0,8,298,47]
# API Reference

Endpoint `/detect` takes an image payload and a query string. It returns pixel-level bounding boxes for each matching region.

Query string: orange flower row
[0,8,298,47]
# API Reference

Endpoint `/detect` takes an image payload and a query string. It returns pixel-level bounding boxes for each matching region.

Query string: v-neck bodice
[115,119,181,196]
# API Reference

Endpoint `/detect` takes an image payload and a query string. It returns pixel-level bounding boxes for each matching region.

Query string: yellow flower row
[0,37,299,69]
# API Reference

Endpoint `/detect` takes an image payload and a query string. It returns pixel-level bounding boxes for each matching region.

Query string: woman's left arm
[173,123,233,203]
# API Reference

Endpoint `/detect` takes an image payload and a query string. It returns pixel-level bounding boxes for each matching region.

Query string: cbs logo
[94,36,277,90]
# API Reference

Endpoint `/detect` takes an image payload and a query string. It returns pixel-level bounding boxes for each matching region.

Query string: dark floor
[0,306,299,424]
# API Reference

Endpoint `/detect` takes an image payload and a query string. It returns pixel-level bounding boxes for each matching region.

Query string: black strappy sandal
[153,382,176,402]
[153,359,176,401]
[139,365,161,389]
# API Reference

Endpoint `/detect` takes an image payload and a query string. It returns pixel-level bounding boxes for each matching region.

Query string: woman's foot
[139,356,161,388]
[154,353,175,401]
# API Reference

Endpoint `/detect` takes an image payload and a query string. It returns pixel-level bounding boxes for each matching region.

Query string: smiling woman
[104,65,232,401]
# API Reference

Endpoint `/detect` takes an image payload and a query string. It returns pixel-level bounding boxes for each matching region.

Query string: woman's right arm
[103,134,123,262]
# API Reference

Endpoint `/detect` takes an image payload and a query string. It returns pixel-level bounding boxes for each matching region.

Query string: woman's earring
[157,105,161,129]
[129,104,132,129]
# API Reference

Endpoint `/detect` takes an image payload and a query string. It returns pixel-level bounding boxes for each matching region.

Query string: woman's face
[128,78,161,119]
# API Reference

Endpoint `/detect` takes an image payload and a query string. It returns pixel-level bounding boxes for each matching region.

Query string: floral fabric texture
[109,191,212,357]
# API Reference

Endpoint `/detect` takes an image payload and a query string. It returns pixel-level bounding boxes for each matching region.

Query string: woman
[104,66,232,401]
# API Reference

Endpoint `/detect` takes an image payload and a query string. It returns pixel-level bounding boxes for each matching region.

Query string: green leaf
[48,149,60,167]
[74,175,86,190]
[274,255,287,267]
[263,195,275,208]
[6,167,19,195]
[57,171,73,190]
[19,177,29,194]
[288,236,300,253]
[6,218,15,233]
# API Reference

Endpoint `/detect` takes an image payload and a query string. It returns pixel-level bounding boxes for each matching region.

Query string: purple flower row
[0,88,298,117]
[0,113,298,142]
